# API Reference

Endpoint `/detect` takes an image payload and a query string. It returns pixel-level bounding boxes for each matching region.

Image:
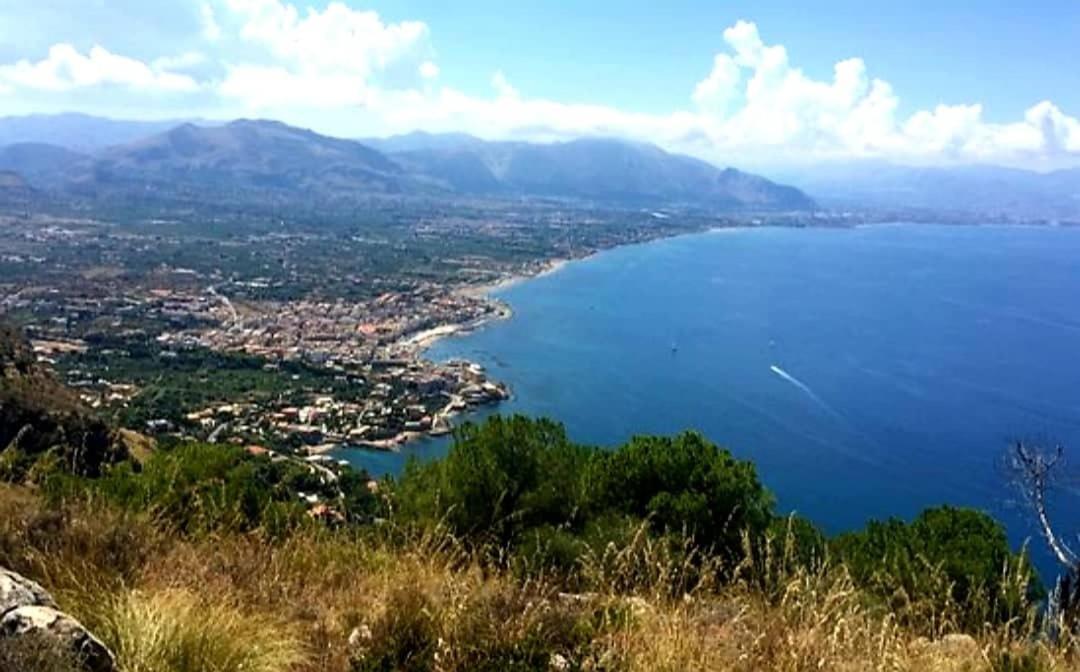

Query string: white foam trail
[769,365,888,465]
[770,365,837,415]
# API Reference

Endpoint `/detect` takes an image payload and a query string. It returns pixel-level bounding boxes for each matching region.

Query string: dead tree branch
[1007,440,1077,569]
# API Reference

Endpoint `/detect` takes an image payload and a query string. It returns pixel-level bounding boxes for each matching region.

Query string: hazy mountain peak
[361,130,485,154]
[0,114,812,210]
[0,112,218,152]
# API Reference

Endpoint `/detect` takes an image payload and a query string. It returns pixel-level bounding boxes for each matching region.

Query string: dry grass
[80,589,305,672]
[2,484,1078,672]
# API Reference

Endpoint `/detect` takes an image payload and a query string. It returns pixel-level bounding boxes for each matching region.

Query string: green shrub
[832,506,1041,630]
[586,431,775,563]
[395,416,592,546]
[42,442,368,536]
[396,417,775,576]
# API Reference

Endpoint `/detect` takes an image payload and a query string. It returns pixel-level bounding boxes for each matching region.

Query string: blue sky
[1,0,1078,169]
[375,0,1080,121]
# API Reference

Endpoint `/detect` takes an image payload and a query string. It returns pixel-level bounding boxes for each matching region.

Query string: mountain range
[7,113,1075,218]
[774,161,1080,220]
[379,132,811,208]
[0,114,812,210]
[0,113,213,153]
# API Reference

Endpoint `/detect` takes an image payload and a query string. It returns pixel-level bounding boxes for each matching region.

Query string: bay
[340,224,1080,576]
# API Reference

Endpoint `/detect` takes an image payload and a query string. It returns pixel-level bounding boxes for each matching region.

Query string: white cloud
[226,0,429,73]
[346,19,1080,169]
[491,70,518,99]
[692,54,740,116]
[419,61,439,80]
[219,63,371,108]
[215,0,433,108]
[153,52,208,72]
[0,44,199,93]
[2,8,1078,170]
[200,1,223,42]
[673,21,1080,167]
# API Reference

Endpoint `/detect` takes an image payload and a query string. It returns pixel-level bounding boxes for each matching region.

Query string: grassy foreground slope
[0,419,1074,671]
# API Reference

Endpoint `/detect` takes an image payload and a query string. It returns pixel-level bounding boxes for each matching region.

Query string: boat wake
[770,365,840,417]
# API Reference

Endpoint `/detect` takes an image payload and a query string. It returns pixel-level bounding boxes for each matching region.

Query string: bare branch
[1007,440,1077,568]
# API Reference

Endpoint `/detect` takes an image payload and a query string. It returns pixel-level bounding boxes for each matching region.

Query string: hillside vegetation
[0,324,129,480]
[1,329,1077,671]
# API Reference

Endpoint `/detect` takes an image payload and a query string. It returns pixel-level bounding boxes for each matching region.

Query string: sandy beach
[403,257,575,353]
[459,257,573,299]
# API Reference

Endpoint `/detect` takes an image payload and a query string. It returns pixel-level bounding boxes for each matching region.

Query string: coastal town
[0,197,807,463]
[10,275,521,455]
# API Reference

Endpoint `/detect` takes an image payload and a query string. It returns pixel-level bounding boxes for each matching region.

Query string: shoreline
[320,220,1036,460]
[458,257,574,300]
[345,227,748,454]
[339,257,577,453]
[351,234,715,452]
[405,256,576,354]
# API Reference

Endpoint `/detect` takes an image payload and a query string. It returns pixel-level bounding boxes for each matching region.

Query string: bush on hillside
[394,416,774,579]
[395,416,592,547]
[0,324,127,481]
[43,442,379,536]
[585,431,774,561]
[79,589,305,672]
[833,506,1041,630]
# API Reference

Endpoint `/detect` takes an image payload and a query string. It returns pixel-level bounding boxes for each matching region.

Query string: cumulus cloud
[153,52,208,72]
[419,61,439,80]
[490,70,518,99]
[0,44,199,93]
[217,0,432,105]
[2,5,1078,169]
[692,54,741,116]
[683,21,1080,166]
[346,18,1080,168]
[200,2,223,42]
[219,63,373,108]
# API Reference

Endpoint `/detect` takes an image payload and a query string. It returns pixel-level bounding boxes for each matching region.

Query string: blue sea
[341,224,1080,577]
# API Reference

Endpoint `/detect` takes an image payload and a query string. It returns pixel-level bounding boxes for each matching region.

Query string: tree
[586,431,774,560]
[395,416,591,546]
[394,418,775,567]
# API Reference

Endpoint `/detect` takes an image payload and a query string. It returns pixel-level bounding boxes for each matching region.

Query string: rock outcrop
[0,567,58,614]
[0,568,116,672]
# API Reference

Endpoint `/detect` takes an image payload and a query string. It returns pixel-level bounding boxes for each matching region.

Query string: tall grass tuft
[76,589,306,672]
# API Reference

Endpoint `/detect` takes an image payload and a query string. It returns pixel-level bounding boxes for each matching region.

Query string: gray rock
[1,605,116,672]
[0,567,58,616]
